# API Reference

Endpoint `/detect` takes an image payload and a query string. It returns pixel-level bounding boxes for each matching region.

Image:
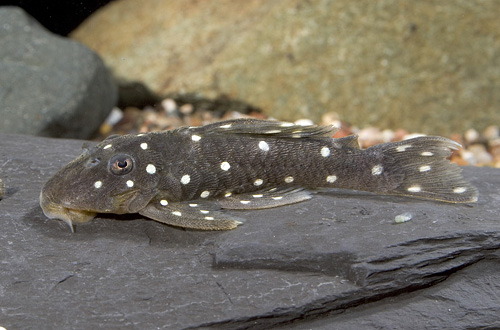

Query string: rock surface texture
[1,133,499,329]
[0,7,117,139]
[71,0,500,135]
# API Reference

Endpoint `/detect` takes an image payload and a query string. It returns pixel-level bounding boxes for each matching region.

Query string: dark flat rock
[0,7,117,139]
[1,133,499,330]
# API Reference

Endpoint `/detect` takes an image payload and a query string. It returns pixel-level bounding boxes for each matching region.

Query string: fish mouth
[39,191,97,232]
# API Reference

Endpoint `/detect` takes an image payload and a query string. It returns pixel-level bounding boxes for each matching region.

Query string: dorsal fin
[191,119,338,138]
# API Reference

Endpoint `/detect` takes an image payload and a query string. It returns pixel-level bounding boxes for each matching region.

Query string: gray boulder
[0,7,117,139]
[0,132,499,329]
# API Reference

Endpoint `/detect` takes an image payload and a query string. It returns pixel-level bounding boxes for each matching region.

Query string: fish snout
[39,191,97,232]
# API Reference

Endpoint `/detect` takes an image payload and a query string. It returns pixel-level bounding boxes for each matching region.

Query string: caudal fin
[366,136,478,203]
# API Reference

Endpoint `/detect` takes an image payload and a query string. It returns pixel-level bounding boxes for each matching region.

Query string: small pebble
[105,107,124,126]
[461,150,476,165]
[464,128,481,144]
[489,139,500,161]
[180,103,194,115]
[99,107,124,136]
[395,212,413,223]
[332,125,354,138]
[392,128,409,142]
[483,125,499,140]
[295,119,315,126]
[381,129,395,143]
[321,112,342,128]
[161,98,177,114]
[465,144,493,165]
[358,127,383,147]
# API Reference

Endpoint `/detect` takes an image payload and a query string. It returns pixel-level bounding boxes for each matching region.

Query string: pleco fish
[40,119,478,232]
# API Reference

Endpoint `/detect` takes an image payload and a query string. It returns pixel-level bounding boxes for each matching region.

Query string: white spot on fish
[137,133,145,137]
[146,164,156,174]
[126,180,134,188]
[191,135,201,142]
[254,179,263,186]
[103,144,112,150]
[220,161,231,171]
[201,191,210,198]
[172,211,182,216]
[258,141,270,152]
[272,196,283,200]
[320,146,330,157]
[326,175,337,183]
[94,181,102,189]
[224,192,232,197]
[220,124,232,128]
[253,194,263,198]
[200,210,210,214]
[280,122,295,127]
[408,185,421,193]
[421,151,434,156]
[140,143,148,150]
[160,200,168,206]
[371,165,383,176]
[240,200,251,204]
[419,165,431,172]
[292,134,301,138]
[266,130,281,134]
[205,216,214,220]
[453,187,467,194]
[396,145,411,152]
[181,174,191,185]
[189,203,198,207]
[284,176,294,183]
[268,188,278,192]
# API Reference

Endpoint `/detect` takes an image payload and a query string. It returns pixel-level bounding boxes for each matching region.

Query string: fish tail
[350,136,478,203]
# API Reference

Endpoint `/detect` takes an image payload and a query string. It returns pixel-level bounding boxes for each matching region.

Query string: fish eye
[109,154,134,175]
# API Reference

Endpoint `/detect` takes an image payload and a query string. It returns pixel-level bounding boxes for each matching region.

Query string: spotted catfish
[40,119,478,232]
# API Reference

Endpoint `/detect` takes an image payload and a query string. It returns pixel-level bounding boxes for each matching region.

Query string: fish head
[40,134,163,231]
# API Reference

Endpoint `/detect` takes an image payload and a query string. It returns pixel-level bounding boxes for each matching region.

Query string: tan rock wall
[71,0,500,135]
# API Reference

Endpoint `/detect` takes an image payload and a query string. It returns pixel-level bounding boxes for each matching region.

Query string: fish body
[40,119,478,231]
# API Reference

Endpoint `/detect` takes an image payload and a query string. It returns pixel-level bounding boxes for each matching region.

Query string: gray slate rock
[0,7,117,139]
[0,133,499,329]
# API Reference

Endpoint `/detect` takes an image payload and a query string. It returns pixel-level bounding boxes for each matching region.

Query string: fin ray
[218,188,313,210]
[369,137,478,203]
[191,118,337,138]
[139,199,242,230]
